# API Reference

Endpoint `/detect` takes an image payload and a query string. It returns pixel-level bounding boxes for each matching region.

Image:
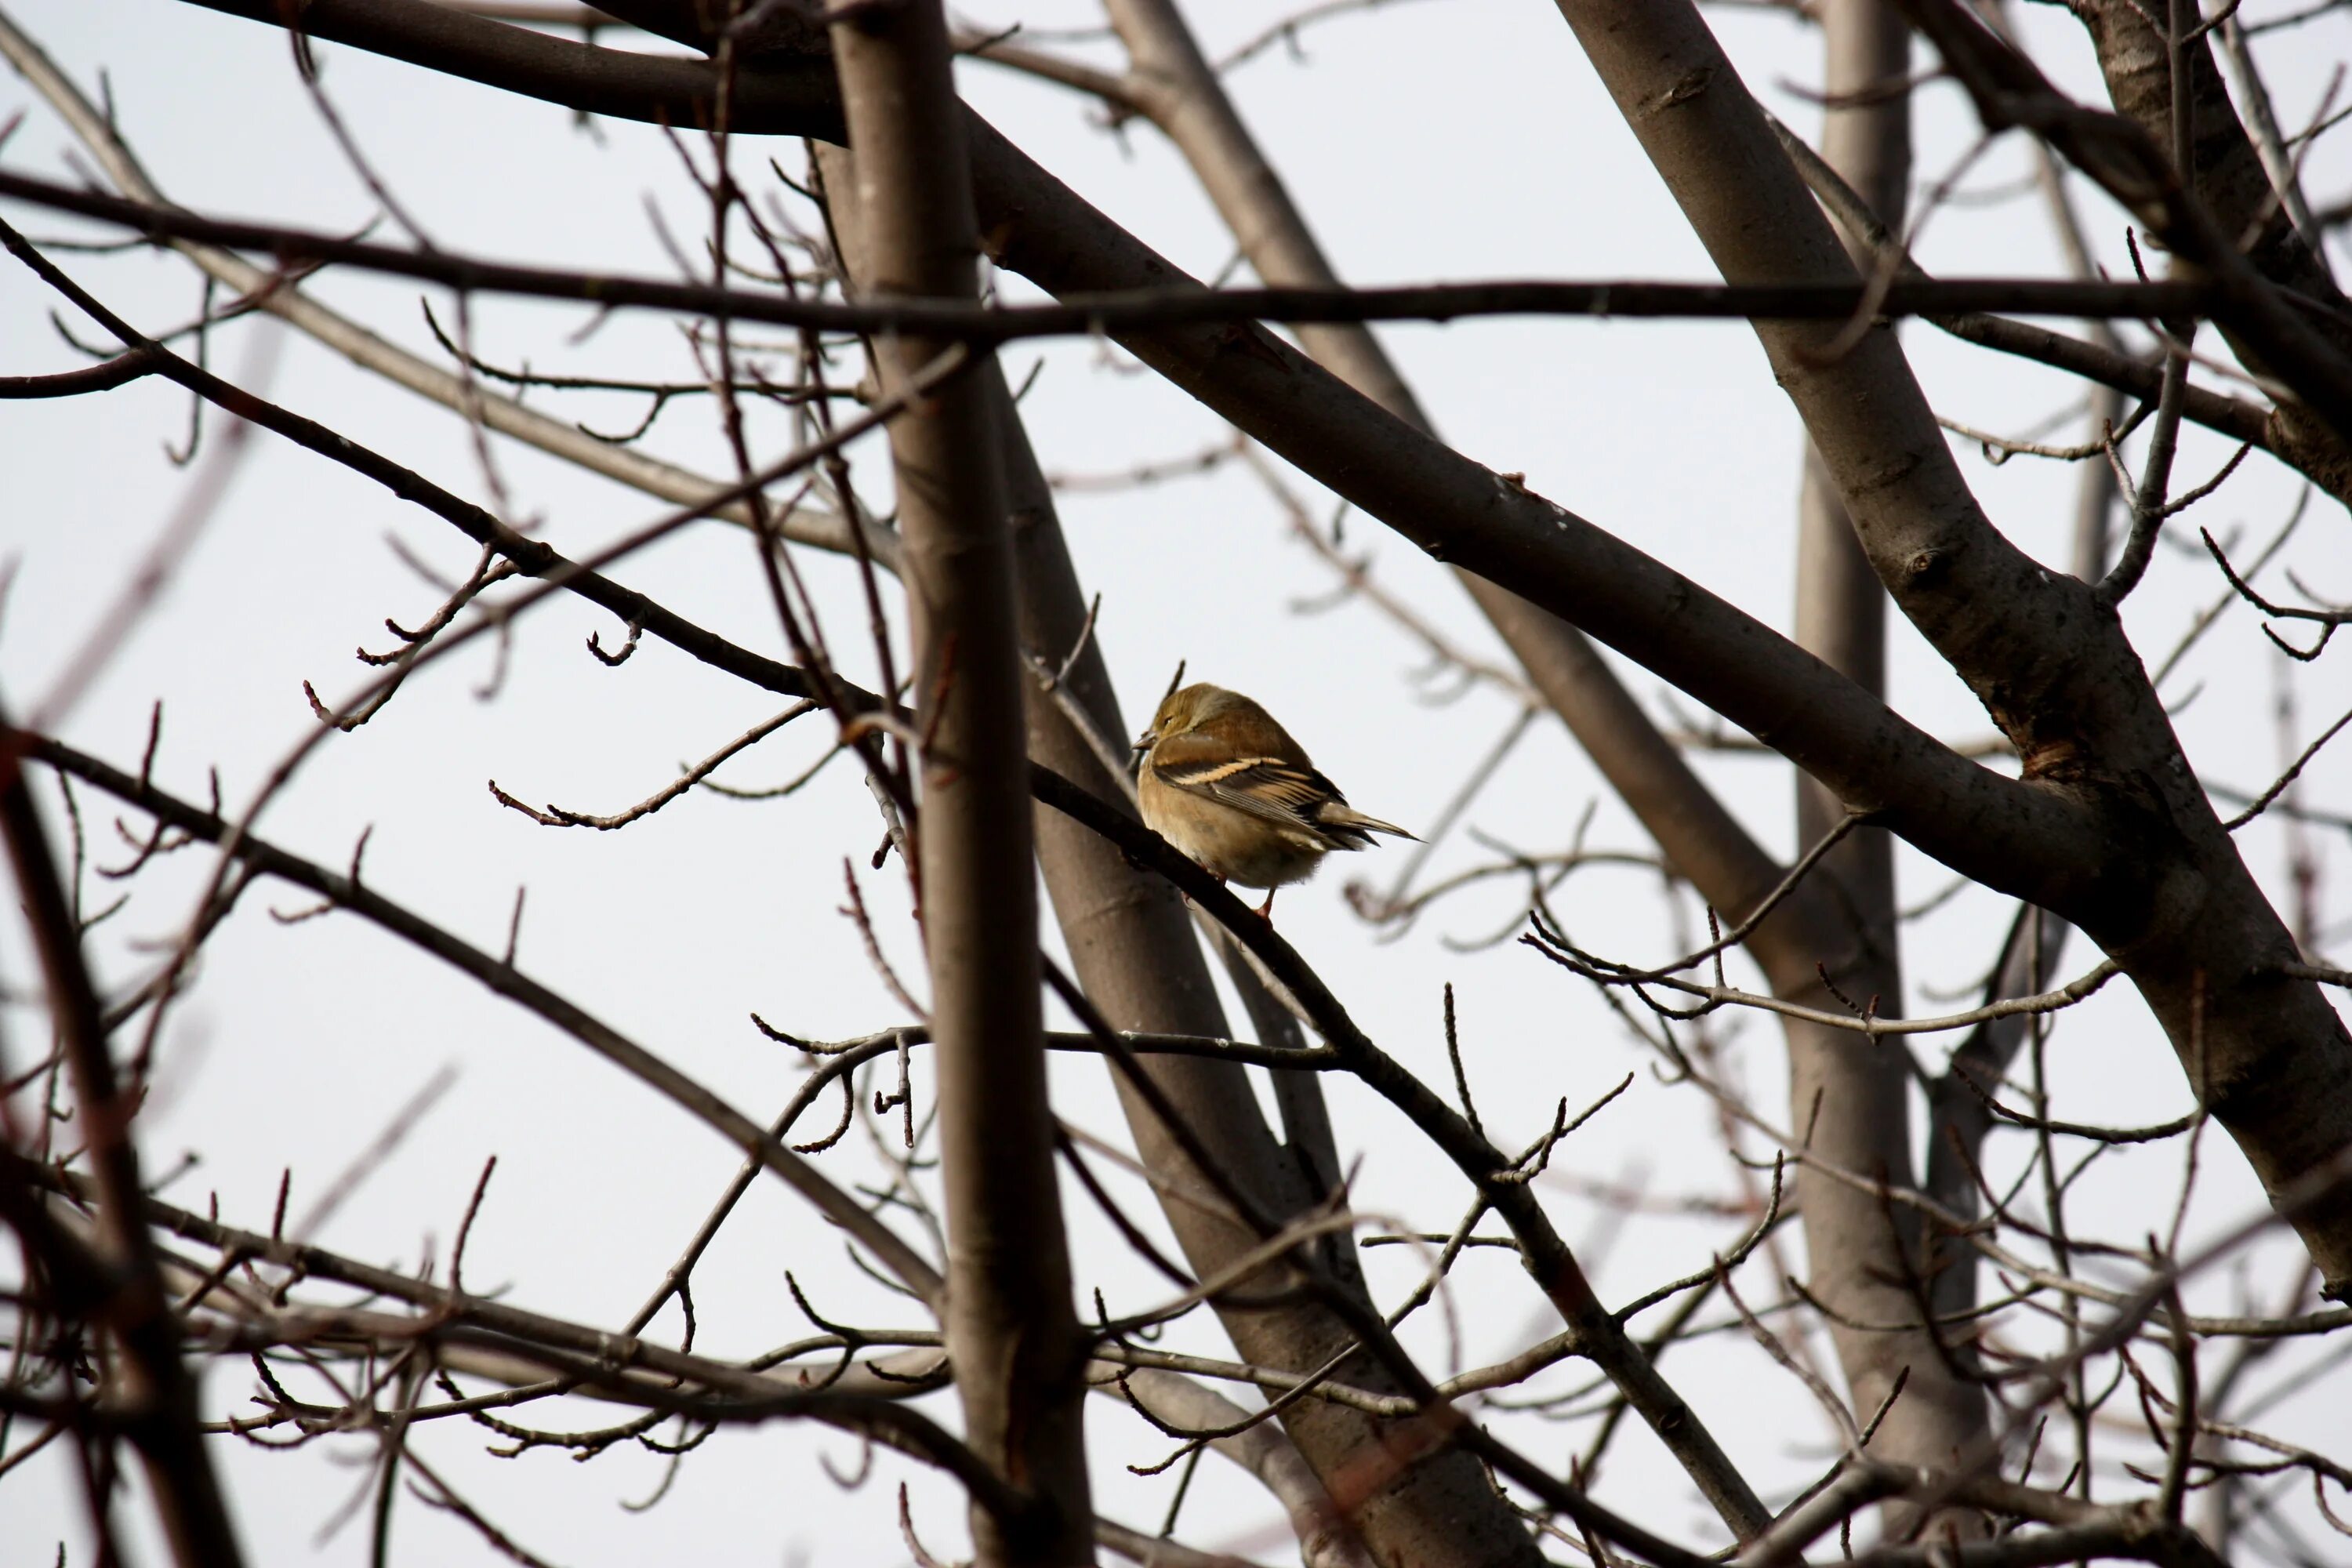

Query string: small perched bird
[1134,681,1415,920]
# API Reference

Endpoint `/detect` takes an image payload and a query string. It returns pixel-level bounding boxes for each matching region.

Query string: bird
[1132,681,1415,920]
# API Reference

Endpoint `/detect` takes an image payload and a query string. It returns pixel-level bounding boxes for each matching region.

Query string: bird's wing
[1150,732,1341,833]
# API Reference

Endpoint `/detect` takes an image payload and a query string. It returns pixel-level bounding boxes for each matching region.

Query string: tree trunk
[825,5,1094,1559]
[1788,0,1993,1521]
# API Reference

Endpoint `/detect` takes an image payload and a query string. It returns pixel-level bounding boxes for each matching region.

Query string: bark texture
[825,3,1094,1559]
[1787,0,1992,1508]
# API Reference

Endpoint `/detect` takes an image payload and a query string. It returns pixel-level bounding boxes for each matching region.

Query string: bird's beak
[1130,729,1153,770]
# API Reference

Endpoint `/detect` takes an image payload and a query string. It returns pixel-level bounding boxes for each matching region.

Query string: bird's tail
[1316,803,1418,843]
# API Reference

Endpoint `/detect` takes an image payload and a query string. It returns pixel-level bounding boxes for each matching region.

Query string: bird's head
[1132,680,1229,760]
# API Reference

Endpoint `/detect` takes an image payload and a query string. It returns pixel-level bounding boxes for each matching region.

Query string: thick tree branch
[2056,0,2352,500]
[1780,0,1991,1526]
[825,1,1094,1557]
[1895,0,2352,441]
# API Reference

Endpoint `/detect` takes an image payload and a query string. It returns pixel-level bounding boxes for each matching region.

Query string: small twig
[2220,701,2352,830]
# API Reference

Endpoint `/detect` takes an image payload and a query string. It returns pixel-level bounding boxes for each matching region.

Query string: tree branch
[825,2,1094,1555]
[0,169,2230,332]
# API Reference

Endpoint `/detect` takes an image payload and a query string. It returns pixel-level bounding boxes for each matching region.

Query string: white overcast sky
[4,0,2350,1563]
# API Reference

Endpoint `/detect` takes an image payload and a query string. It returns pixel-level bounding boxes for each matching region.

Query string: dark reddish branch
[1929,307,2270,452]
[0,726,246,1568]
[824,0,1095,1562]
[0,345,163,397]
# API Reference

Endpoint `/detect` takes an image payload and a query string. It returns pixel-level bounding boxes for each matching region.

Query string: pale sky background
[4,0,2350,1563]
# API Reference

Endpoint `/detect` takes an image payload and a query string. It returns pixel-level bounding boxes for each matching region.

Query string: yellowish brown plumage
[1133,682,1414,919]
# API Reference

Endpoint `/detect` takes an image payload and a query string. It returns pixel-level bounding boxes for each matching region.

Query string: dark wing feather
[1151,738,1347,837]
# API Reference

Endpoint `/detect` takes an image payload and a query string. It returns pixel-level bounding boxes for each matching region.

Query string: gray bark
[825,3,1094,1559]
[1788,0,1992,1512]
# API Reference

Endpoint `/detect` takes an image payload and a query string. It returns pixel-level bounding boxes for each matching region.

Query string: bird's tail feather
[1318,804,1417,841]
